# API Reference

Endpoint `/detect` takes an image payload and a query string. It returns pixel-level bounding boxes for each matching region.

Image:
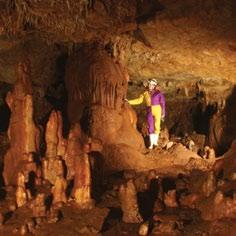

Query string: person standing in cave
[127,79,166,149]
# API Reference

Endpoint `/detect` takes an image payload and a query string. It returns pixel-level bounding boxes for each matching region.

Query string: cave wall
[0,36,65,124]
[111,0,236,83]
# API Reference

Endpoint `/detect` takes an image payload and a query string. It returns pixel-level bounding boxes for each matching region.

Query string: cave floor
[0,176,236,236]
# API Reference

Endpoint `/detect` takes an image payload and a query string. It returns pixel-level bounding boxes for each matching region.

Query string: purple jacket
[151,91,166,117]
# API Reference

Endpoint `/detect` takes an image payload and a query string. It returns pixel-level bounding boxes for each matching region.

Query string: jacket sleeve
[128,94,144,105]
[159,93,166,117]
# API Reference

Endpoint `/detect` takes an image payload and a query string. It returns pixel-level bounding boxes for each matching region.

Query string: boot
[153,133,159,146]
[148,134,155,149]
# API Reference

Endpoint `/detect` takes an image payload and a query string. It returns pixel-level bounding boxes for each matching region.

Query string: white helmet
[149,78,158,86]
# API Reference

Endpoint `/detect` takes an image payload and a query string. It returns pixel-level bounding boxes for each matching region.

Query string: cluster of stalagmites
[0,62,95,233]
[116,158,236,235]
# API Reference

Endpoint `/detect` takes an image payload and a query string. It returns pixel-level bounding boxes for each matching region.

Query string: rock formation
[43,110,67,184]
[16,172,27,208]
[64,123,82,181]
[45,110,67,158]
[72,151,94,209]
[65,44,144,150]
[118,179,143,223]
[3,62,40,186]
[52,175,67,206]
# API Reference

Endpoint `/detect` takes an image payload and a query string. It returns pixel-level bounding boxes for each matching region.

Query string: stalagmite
[22,153,37,178]
[42,156,64,185]
[43,110,67,184]
[138,221,149,236]
[45,110,66,158]
[118,179,143,223]
[164,190,178,208]
[202,171,216,197]
[3,62,40,186]
[72,150,94,209]
[64,123,82,180]
[52,175,67,206]
[16,172,28,208]
[203,146,215,160]
[30,193,46,219]
[199,190,236,220]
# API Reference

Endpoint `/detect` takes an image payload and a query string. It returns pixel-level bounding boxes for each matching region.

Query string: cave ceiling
[0,0,235,85]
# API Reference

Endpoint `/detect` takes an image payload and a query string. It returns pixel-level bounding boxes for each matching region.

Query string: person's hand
[161,116,165,122]
[124,98,128,102]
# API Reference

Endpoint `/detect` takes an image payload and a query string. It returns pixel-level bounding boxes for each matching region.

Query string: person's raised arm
[128,93,144,105]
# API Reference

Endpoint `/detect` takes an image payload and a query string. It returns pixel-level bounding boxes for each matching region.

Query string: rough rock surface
[65,44,144,151]
[3,62,40,185]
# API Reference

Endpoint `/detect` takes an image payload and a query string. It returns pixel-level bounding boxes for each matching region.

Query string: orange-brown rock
[0,212,3,226]
[52,175,67,206]
[64,123,83,180]
[102,142,211,175]
[22,153,37,182]
[72,152,94,209]
[3,62,40,186]
[198,190,236,221]
[118,179,143,223]
[65,45,144,151]
[202,171,216,197]
[0,0,138,43]
[123,102,137,129]
[213,140,236,180]
[16,172,27,208]
[179,193,200,209]
[164,190,178,208]
[153,198,165,213]
[42,156,64,185]
[45,110,66,158]
[113,1,236,83]
[203,146,216,160]
[30,193,46,218]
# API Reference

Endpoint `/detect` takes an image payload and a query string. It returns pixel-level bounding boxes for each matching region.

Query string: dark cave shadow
[45,194,53,211]
[0,102,11,132]
[193,101,218,135]
[0,85,12,194]
[89,151,104,202]
[26,171,37,197]
[162,177,176,193]
[0,161,6,200]
[80,106,90,135]
[66,179,74,199]
[44,52,70,137]
[137,178,159,221]
[136,0,164,24]
[100,207,123,233]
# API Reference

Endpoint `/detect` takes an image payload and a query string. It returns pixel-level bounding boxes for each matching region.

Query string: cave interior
[0,0,236,235]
